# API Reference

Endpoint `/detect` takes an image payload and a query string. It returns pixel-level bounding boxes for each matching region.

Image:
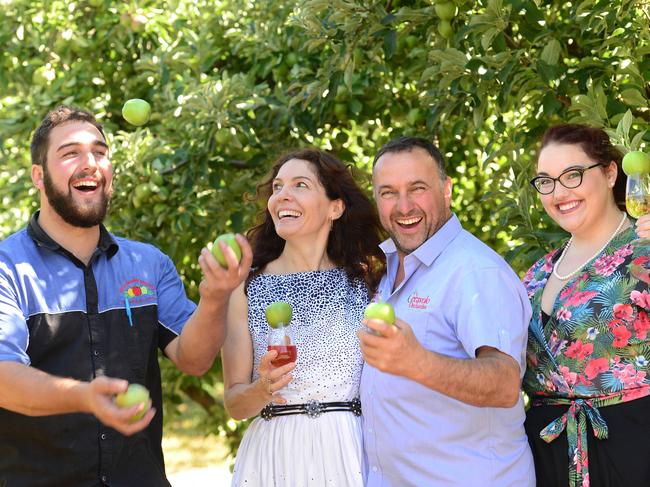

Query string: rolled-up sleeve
[454,267,531,376]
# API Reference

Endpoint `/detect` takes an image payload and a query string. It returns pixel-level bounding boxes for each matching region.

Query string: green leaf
[540,38,561,66]
[617,109,634,140]
[620,88,648,108]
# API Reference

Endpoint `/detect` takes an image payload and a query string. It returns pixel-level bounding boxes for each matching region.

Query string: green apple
[437,20,453,39]
[211,233,242,268]
[622,151,650,175]
[334,102,348,120]
[215,128,231,145]
[435,1,457,21]
[405,35,418,49]
[285,52,298,67]
[265,301,293,328]
[122,99,151,126]
[364,302,395,325]
[115,384,150,423]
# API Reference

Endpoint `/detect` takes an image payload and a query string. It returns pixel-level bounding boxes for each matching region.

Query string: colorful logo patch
[408,291,431,310]
[120,278,157,305]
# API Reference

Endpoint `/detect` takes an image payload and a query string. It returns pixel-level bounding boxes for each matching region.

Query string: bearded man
[0,106,251,486]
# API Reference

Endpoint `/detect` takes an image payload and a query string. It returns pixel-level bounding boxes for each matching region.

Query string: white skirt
[231,411,364,487]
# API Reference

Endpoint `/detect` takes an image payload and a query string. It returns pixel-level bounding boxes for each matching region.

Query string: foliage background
[1,0,649,458]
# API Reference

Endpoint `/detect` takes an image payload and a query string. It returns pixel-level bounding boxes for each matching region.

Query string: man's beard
[42,165,111,228]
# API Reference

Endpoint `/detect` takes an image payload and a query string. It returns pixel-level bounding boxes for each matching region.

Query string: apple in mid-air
[122,99,151,126]
[211,233,242,268]
[265,301,293,328]
[115,384,150,423]
[622,151,650,175]
[364,302,395,325]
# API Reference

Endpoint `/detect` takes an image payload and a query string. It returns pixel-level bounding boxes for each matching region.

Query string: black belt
[260,398,362,420]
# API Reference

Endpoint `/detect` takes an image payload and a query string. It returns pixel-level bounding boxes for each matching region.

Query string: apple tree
[1,0,649,457]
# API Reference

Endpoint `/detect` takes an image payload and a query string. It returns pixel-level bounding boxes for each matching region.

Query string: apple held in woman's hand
[211,233,242,268]
[115,384,150,422]
[265,301,293,328]
[364,302,395,325]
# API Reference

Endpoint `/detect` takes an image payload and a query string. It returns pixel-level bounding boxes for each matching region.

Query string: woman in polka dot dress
[222,148,385,486]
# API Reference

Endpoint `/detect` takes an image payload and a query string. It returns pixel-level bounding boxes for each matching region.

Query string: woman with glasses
[522,123,650,487]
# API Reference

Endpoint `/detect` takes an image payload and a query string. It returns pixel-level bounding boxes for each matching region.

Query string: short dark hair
[373,136,446,178]
[540,123,624,210]
[31,105,106,167]
[246,148,385,295]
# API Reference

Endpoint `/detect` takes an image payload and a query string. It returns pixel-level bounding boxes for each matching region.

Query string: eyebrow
[56,140,109,152]
[273,175,313,183]
[536,164,592,176]
[376,179,430,190]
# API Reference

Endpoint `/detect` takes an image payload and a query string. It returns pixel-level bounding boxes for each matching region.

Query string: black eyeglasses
[529,163,604,195]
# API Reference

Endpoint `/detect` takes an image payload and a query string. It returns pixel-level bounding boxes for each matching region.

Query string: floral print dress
[523,227,650,487]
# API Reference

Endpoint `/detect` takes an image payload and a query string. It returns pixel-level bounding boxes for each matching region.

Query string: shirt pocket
[121,304,158,383]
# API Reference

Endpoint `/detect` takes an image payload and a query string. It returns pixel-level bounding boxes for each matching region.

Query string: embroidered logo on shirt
[408,291,430,310]
[120,279,157,305]
[119,279,157,327]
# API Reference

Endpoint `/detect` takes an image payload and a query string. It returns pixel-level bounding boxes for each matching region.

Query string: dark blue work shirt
[0,212,196,486]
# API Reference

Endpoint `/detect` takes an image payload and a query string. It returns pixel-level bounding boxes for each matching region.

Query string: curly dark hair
[540,123,625,210]
[245,148,385,296]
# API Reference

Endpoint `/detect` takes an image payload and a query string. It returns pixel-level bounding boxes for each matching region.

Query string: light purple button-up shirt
[361,214,535,487]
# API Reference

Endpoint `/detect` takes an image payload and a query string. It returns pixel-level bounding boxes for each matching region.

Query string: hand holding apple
[358,317,425,379]
[196,233,252,304]
[86,376,155,436]
[211,233,243,268]
[364,302,395,325]
[114,384,151,423]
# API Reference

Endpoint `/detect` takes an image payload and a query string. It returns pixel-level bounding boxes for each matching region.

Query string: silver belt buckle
[303,400,323,418]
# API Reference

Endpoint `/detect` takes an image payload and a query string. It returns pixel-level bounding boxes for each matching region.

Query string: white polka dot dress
[231,268,369,487]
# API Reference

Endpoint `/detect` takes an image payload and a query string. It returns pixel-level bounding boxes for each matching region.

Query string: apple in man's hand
[122,99,151,126]
[211,233,242,268]
[114,384,150,423]
[265,301,293,328]
[364,302,395,325]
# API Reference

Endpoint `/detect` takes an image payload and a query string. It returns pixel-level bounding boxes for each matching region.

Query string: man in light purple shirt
[358,136,535,486]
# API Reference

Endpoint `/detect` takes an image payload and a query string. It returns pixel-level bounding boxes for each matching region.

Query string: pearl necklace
[552,212,628,281]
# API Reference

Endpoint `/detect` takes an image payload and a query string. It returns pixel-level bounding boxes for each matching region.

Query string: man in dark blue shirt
[0,105,251,486]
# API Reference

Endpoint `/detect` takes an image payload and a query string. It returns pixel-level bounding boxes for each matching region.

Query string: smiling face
[32,121,113,228]
[373,147,452,256]
[267,158,343,243]
[536,142,617,236]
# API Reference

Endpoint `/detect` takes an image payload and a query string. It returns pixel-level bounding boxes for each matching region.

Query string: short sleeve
[155,253,196,345]
[453,267,531,376]
[0,268,30,365]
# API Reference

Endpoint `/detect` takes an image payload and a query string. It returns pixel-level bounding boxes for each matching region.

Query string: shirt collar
[27,211,119,259]
[379,213,462,267]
